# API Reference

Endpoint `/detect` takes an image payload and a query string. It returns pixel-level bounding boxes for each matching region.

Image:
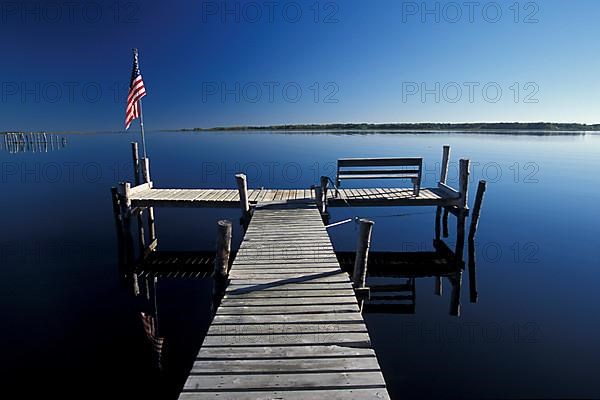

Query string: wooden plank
[180,388,390,400]
[183,371,386,390]
[189,356,380,373]
[211,313,366,325]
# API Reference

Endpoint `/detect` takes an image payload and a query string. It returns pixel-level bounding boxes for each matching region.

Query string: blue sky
[1,0,599,131]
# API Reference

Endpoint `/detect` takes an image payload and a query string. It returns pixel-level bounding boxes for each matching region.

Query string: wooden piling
[442,207,450,238]
[131,142,140,186]
[435,206,442,241]
[469,180,487,240]
[214,220,232,279]
[440,145,451,184]
[118,182,132,208]
[235,173,250,218]
[314,185,322,207]
[353,219,374,299]
[459,159,470,210]
[316,176,328,216]
[141,157,151,184]
[212,219,232,312]
[147,207,156,244]
[137,209,146,254]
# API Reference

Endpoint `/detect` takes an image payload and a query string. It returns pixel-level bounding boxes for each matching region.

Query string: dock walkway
[178,202,390,399]
[129,186,458,208]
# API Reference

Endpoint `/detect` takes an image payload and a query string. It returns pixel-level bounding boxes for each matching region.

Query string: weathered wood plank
[180,388,390,400]
[183,371,386,391]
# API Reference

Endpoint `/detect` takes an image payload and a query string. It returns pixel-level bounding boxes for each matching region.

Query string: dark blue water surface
[1,131,599,399]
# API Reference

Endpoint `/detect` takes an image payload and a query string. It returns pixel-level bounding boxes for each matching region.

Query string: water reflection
[1,132,68,153]
[337,238,477,317]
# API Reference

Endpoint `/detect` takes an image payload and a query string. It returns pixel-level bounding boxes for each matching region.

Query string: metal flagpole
[138,97,148,159]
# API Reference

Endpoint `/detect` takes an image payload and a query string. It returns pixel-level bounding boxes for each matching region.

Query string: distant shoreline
[179,122,600,134]
[4,122,600,135]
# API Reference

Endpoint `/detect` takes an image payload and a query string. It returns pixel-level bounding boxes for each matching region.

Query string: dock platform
[178,202,390,399]
[111,144,487,399]
[128,186,459,208]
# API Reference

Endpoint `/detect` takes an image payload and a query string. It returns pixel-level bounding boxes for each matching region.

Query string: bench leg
[412,179,420,196]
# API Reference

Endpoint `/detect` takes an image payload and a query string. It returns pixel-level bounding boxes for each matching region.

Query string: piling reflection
[337,238,473,316]
[1,132,67,153]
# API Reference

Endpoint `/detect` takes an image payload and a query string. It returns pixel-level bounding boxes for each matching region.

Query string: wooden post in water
[469,180,487,240]
[353,219,374,300]
[119,182,132,208]
[459,159,470,210]
[147,207,157,246]
[214,220,232,279]
[442,208,450,238]
[435,206,442,241]
[213,220,232,312]
[131,142,140,186]
[440,145,451,184]
[110,187,125,236]
[454,159,470,264]
[235,173,250,219]
[141,158,151,184]
[137,209,146,255]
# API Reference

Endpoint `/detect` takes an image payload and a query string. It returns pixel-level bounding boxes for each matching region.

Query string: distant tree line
[183,122,600,133]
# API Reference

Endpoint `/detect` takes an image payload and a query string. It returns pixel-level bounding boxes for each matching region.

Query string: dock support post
[469,180,487,240]
[440,145,451,184]
[131,142,140,186]
[117,182,135,291]
[353,219,374,300]
[119,182,132,209]
[459,159,470,210]
[147,207,157,246]
[449,271,462,316]
[111,187,128,281]
[315,185,322,209]
[454,159,470,265]
[137,209,146,255]
[235,173,250,221]
[141,157,151,184]
[320,176,329,214]
[442,208,450,238]
[213,220,232,312]
[214,220,232,279]
[435,206,442,241]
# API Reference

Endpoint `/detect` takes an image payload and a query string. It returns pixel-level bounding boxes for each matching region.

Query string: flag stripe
[125,50,147,130]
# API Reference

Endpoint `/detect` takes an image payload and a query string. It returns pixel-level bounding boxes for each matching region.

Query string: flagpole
[138,97,148,159]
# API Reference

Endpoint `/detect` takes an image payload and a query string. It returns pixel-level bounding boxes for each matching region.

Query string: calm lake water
[1,131,599,399]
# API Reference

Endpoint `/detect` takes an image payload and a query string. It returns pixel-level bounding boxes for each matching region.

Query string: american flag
[125,48,147,130]
[140,312,164,368]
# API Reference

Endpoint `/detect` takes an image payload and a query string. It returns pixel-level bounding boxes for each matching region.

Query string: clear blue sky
[1,0,599,131]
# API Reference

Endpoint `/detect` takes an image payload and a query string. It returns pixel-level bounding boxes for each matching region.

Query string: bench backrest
[337,157,423,169]
[336,157,423,192]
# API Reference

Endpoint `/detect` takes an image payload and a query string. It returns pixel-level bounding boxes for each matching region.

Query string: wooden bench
[335,157,423,196]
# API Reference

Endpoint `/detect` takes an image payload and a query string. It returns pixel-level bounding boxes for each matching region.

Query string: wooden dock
[110,144,488,398]
[178,202,390,399]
